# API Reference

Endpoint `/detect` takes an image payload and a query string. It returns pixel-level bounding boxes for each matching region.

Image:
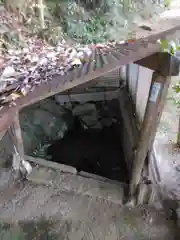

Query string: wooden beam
[0,111,15,140]
[25,155,77,174]
[14,43,162,110]
[8,112,25,170]
[130,71,171,195]
[136,52,180,76]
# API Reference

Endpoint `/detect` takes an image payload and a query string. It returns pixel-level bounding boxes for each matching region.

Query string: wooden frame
[130,52,180,197]
[0,53,179,202]
[0,10,180,201]
[1,12,180,133]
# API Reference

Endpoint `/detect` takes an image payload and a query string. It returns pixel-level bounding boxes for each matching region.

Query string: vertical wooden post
[130,71,171,195]
[9,111,25,171]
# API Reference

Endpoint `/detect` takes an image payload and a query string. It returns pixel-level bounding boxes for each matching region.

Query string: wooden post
[8,112,25,171]
[130,72,171,195]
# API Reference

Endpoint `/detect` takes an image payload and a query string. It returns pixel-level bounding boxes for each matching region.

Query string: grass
[49,0,165,44]
[0,0,167,49]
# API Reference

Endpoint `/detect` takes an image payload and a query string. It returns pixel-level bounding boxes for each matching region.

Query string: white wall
[127,64,153,125]
[136,66,153,124]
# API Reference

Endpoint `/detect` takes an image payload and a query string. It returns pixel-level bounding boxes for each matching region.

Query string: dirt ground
[0,165,179,240]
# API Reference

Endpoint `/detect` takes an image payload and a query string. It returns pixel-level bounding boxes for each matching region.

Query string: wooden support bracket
[136,52,180,77]
[130,67,172,195]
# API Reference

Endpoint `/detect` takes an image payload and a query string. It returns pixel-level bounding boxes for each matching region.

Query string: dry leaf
[2,66,16,78]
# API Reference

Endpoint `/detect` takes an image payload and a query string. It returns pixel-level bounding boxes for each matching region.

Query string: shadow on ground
[0,218,59,240]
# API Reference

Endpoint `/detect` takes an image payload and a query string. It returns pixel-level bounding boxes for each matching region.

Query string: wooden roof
[0,10,180,134]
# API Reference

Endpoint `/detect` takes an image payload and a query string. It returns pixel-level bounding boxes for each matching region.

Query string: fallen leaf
[1,66,16,78]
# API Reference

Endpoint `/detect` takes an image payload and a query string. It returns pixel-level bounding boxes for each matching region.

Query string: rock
[38,99,68,117]
[72,103,99,128]
[19,100,68,155]
[72,103,96,116]
[81,114,100,129]
[33,109,67,138]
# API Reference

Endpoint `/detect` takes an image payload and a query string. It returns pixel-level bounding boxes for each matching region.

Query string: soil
[0,167,178,240]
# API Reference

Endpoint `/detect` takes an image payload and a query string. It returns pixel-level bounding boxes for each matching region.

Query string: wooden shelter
[0,9,180,200]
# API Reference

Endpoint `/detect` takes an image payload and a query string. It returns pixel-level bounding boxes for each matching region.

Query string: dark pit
[46,100,129,183]
[20,98,129,183]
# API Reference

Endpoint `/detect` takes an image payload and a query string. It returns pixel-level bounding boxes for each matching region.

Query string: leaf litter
[0,4,163,109]
[0,5,133,109]
[0,34,116,108]
[0,41,94,105]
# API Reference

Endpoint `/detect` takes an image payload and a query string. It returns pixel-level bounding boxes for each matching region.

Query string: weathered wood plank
[25,155,77,175]
[55,89,119,104]
[130,70,171,195]
[118,87,139,172]
[9,112,25,170]
[136,52,180,76]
